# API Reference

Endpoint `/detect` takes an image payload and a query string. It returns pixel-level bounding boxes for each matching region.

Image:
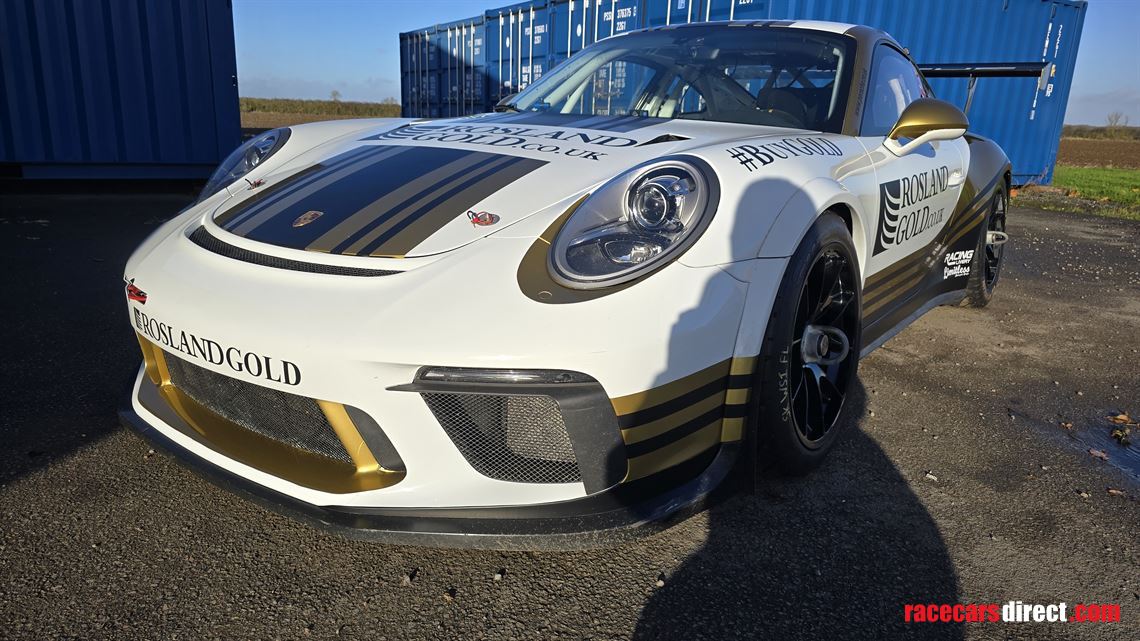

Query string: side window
[861,45,928,136]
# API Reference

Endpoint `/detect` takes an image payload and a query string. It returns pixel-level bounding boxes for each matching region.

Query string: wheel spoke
[804,364,826,438]
[791,367,807,406]
[792,367,809,432]
[816,367,844,425]
[818,284,855,325]
[814,256,843,318]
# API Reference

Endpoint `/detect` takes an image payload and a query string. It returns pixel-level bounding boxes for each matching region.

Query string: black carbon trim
[121,401,738,549]
[188,227,400,277]
[391,376,626,495]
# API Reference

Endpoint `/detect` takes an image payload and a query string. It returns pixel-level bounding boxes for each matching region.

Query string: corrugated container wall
[401,0,1086,184]
[0,0,240,179]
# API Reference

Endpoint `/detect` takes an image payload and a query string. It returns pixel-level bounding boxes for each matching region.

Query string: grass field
[240,97,400,131]
[1015,165,1140,221]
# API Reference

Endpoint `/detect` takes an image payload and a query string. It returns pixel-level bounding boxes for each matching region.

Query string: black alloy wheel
[984,190,1007,289]
[752,213,862,475]
[788,249,860,445]
[961,185,1009,308]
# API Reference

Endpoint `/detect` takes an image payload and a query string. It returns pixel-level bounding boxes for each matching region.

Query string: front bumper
[121,202,775,544]
[121,400,741,549]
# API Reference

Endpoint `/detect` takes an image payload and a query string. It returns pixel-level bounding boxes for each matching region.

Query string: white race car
[122,21,1011,546]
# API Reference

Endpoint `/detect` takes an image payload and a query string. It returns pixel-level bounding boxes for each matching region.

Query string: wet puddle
[1065,412,1140,484]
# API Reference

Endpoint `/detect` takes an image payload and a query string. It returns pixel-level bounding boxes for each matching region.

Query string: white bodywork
[126,23,979,511]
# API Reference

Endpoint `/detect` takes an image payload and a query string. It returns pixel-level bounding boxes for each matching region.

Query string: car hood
[209,113,802,258]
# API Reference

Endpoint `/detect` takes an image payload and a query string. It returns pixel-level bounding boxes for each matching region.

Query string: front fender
[756,177,867,260]
[678,134,867,268]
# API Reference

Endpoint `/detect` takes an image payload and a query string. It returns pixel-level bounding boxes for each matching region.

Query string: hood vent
[188,227,400,277]
[637,133,691,146]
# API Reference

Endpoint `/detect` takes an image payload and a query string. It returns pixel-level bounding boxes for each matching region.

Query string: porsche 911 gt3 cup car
[122,21,1014,546]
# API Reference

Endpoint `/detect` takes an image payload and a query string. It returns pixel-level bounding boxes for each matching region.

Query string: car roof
[624,19,900,50]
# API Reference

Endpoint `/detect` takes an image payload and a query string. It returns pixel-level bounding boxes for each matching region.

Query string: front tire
[752,213,862,475]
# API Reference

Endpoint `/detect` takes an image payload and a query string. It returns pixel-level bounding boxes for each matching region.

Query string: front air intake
[163,352,353,465]
[421,392,582,484]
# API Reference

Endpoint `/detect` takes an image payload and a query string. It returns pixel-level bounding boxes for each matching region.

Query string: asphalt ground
[1,192,1137,640]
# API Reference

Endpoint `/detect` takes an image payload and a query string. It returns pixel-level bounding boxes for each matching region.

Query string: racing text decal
[943,249,974,279]
[726,137,843,171]
[133,309,302,385]
[873,166,950,256]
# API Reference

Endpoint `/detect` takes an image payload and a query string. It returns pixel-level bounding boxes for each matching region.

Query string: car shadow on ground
[631,175,962,638]
[632,380,963,640]
[0,190,195,486]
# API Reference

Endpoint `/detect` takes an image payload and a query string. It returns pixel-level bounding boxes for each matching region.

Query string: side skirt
[859,290,965,359]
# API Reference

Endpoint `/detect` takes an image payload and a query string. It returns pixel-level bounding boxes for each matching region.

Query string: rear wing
[917,62,1051,114]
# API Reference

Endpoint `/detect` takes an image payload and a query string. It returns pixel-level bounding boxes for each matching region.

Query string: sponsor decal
[467,210,500,226]
[124,278,147,304]
[726,137,844,171]
[365,123,640,161]
[292,210,324,228]
[943,249,974,279]
[873,166,951,256]
[904,601,1121,624]
[133,309,301,385]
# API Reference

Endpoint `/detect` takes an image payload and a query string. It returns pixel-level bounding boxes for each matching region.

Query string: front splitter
[120,404,742,550]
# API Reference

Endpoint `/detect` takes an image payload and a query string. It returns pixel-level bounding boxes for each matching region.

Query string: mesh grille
[421,393,581,484]
[189,227,400,277]
[163,352,352,464]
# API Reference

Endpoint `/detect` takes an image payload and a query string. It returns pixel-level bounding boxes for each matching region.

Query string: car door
[858,44,967,282]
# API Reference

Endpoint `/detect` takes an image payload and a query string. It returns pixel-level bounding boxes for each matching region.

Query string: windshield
[506,26,855,132]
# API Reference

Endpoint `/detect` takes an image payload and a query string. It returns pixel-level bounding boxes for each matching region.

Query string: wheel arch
[757,177,868,269]
[729,181,867,365]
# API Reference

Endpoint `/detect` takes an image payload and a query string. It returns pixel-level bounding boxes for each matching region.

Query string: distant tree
[1106,112,1130,139]
[330,89,342,102]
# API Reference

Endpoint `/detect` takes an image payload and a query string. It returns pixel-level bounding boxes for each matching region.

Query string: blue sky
[233,0,1140,125]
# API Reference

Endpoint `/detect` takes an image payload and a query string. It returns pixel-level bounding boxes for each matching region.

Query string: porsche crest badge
[293,210,324,227]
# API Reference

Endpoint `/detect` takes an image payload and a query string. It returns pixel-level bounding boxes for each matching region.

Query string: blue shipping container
[0,0,240,179]
[401,0,1086,184]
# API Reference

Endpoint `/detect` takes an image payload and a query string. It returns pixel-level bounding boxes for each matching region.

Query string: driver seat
[754,88,808,128]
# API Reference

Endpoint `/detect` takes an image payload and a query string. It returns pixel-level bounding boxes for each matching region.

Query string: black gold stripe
[361,155,545,256]
[614,356,756,481]
[213,146,377,227]
[306,151,500,253]
[331,154,514,255]
[209,145,547,257]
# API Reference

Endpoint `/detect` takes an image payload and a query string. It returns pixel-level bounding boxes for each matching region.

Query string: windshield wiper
[493,103,521,113]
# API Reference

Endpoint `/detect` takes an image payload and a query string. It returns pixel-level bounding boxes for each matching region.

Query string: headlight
[549,157,718,288]
[198,128,290,202]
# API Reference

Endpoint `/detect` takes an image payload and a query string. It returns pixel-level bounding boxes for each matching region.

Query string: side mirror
[883,98,968,157]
